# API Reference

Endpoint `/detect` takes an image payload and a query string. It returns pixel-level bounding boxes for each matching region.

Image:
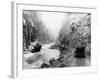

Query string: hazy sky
[40,11,67,39]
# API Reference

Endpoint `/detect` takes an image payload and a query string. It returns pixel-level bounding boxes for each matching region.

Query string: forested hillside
[23,10,54,49]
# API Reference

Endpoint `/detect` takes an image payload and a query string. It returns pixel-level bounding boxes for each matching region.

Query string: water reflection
[70,57,91,67]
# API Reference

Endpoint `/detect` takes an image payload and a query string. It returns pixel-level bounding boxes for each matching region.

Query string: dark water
[70,57,91,67]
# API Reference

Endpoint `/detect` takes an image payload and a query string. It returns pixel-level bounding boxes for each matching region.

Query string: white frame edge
[11,1,97,78]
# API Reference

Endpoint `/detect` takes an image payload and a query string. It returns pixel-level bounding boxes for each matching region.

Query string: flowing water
[70,57,91,67]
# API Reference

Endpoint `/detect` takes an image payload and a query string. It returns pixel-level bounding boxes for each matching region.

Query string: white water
[23,43,60,69]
